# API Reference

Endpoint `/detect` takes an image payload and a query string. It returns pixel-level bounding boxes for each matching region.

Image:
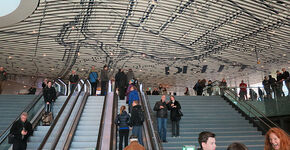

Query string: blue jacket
[128,90,139,105]
[89,72,98,83]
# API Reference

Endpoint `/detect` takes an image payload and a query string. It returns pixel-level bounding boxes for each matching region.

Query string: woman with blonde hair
[115,105,130,150]
[264,127,290,150]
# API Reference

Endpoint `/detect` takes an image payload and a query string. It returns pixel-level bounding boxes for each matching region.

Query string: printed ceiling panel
[0,0,289,87]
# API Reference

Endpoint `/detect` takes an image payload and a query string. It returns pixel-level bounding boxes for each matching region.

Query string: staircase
[69,96,105,150]
[147,95,265,150]
[0,95,36,134]
[26,95,68,150]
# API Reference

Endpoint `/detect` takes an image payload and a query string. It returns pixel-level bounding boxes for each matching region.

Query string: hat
[130,79,134,83]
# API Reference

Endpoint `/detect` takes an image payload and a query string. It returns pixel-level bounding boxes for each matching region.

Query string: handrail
[138,84,163,150]
[0,92,43,144]
[37,79,81,150]
[225,89,280,129]
[57,78,68,95]
[96,80,115,150]
[62,80,90,150]
[110,86,118,150]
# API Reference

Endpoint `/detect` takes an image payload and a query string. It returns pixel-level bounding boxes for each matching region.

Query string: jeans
[132,125,143,145]
[172,120,180,136]
[101,81,108,96]
[119,129,129,150]
[286,82,290,96]
[70,84,77,94]
[90,82,98,95]
[157,118,167,141]
[45,102,54,113]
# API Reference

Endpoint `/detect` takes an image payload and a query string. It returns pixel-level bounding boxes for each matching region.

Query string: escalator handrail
[110,86,118,150]
[0,91,43,144]
[96,80,115,150]
[62,80,90,150]
[37,79,82,150]
[56,78,68,95]
[224,89,280,129]
[138,84,163,150]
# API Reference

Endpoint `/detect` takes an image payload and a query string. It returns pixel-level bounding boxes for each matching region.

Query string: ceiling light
[78,52,80,56]
[72,26,75,30]
[43,54,46,56]
[21,68,24,71]
[261,65,264,68]
[233,20,237,24]
[283,54,286,56]
[110,52,113,56]
[81,68,84,71]
[51,68,54,71]
[142,54,146,57]
[8,56,12,59]
[24,86,27,88]
[32,30,37,34]
[140,69,142,72]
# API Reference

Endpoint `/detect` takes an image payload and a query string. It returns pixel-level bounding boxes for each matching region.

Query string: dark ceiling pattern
[0,0,289,87]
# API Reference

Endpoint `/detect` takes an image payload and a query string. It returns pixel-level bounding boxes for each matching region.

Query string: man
[239,80,248,100]
[153,95,168,142]
[100,65,109,96]
[126,69,135,83]
[276,70,284,98]
[268,75,277,98]
[10,112,33,150]
[198,131,216,150]
[115,69,128,100]
[89,66,99,95]
[43,81,57,113]
[282,68,290,96]
[129,100,144,145]
[0,67,7,94]
[69,70,79,93]
[262,76,272,99]
[123,135,145,150]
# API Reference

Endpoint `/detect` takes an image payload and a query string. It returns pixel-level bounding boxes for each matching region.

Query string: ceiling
[0,0,289,88]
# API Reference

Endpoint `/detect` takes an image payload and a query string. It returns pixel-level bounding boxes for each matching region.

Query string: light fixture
[21,68,24,71]
[43,54,46,56]
[72,26,75,30]
[8,56,12,59]
[78,52,80,56]
[283,54,286,56]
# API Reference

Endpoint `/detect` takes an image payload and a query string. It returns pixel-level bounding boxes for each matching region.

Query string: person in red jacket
[239,80,248,100]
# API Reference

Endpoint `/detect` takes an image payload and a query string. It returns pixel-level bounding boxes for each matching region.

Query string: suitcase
[42,112,53,126]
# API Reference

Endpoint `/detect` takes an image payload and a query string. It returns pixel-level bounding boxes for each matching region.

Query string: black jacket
[262,79,271,90]
[43,87,57,103]
[167,100,182,121]
[115,111,130,129]
[277,73,284,83]
[153,100,168,118]
[269,77,277,87]
[130,105,144,126]
[10,119,33,142]
[152,90,159,95]
[69,74,79,83]
[283,71,290,82]
[101,69,109,82]
[0,70,7,81]
[115,71,127,88]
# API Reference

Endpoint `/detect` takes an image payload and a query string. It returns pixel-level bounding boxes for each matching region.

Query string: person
[123,135,145,150]
[0,67,7,94]
[69,70,79,93]
[115,105,130,150]
[197,131,216,150]
[152,88,160,95]
[153,95,169,142]
[129,101,144,145]
[42,78,48,89]
[197,79,206,96]
[227,142,248,150]
[193,80,200,96]
[264,127,290,150]
[100,65,109,96]
[10,112,33,150]
[146,88,151,95]
[126,69,135,83]
[258,87,264,101]
[126,79,135,104]
[282,68,290,96]
[219,78,227,96]
[269,75,277,99]
[263,76,272,99]
[88,66,99,95]
[158,84,163,92]
[115,69,128,100]
[207,80,213,96]
[276,70,284,98]
[128,86,139,113]
[43,81,57,113]
[239,80,248,100]
[249,89,257,101]
[28,86,36,95]
[184,87,189,96]
[167,95,181,137]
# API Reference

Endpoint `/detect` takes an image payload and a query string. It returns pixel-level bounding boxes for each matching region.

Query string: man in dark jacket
[269,75,277,98]
[153,95,169,142]
[115,69,128,100]
[263,76,272,99]
[10,112,33,150]
[129,101,144,145]
[100,65,109,96]
[69,70,79,93]
[282,68,290,96]
[276,70,284,98]
[43,81,57,113]
[0,67,7,94]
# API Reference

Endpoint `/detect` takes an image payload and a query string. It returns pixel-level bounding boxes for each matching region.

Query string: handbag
[8,134,15,144]
[178,109,183,117]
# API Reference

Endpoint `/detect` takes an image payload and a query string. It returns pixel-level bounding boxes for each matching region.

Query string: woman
[220,78,227,96]
[184,87,189,96]
[264,127,290,150]
[207,80,213,96]
[168,95,182,137]
[89,66,98,95]
[115,105,130,150]
[197,79,206,96]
